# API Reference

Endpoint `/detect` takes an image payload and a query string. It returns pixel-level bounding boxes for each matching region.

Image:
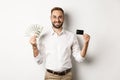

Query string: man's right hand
[29,35,39,57]
[29,35,37,46]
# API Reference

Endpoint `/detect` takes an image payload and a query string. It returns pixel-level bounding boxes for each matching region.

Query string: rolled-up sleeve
[34,37,45,65]
[34,53,43,64]
[72,35,85,63]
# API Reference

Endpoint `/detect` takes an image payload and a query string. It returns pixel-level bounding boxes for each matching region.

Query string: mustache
[54,21,62,23]
[52,22,63,29]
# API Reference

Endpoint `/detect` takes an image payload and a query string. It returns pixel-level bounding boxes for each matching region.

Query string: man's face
[51,10,64,29]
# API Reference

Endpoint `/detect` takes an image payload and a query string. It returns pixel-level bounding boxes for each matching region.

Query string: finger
[84,33,90,38]
[30,36,36,44]
[83,33,90,42]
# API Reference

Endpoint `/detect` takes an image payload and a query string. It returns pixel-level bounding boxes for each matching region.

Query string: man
[30,7,90,80]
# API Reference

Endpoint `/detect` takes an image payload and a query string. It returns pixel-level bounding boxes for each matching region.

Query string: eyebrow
[52,15,63,17]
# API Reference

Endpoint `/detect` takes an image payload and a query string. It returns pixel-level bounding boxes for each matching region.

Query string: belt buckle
[47,69,71,76]
[60,70,66,75]
[64,70,67,74]
[52,71,55,74]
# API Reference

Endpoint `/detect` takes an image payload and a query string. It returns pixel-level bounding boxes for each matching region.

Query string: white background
[0,0,120,80]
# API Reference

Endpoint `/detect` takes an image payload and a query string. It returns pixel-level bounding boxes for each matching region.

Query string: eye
[59,16,63,19]
[53,15,56,19]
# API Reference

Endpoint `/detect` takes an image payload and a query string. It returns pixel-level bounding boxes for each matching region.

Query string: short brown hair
[51,7,64,15]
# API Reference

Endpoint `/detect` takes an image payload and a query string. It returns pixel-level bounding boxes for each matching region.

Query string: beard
[52,21,63,29]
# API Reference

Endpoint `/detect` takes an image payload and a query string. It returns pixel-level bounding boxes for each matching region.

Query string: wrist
[32,43,37,46]
[84,41,89,44]
[32,44,37,48]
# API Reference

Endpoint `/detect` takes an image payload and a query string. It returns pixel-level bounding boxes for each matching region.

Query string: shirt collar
[50,27,65,36]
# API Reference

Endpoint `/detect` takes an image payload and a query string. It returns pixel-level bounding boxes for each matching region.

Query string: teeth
[25,24,43,38]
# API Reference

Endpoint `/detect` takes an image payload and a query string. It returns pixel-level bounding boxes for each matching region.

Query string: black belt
[47,68,71,76]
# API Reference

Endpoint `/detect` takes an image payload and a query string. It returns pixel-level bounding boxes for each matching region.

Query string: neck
[52,27,63,35]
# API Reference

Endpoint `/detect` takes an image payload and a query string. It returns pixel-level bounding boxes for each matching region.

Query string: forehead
[51,10,64,16]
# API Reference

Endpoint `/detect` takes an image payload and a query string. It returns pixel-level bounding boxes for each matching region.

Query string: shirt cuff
[74,53,85,63]
[79,55,85,62]
[34,53,43,64]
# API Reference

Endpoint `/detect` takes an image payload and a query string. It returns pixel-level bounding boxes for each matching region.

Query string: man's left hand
[83,33,90,43]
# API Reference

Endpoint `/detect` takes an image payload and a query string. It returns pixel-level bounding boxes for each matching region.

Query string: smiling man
[51,8,64,29]
[30,7,90,80]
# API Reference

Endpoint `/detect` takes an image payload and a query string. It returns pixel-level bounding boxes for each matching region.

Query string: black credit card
[76,30,84,35]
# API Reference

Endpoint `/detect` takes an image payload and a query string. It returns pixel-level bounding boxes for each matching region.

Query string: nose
[55,17,60,22]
